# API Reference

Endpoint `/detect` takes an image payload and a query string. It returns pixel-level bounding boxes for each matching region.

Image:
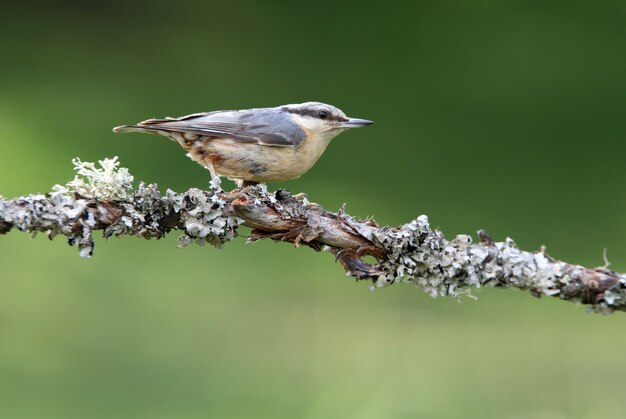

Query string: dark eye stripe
[282,107,348,122]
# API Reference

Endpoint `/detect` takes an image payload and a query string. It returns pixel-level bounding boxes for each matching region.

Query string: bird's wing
[134,109,306,147]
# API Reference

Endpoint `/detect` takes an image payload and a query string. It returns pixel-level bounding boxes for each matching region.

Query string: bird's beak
[339,118,375,129]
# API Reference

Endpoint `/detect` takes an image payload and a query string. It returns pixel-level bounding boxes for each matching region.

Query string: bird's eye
[318,110,328,119]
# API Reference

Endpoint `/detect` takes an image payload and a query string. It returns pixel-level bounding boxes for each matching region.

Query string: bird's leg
[207,162,217,180]
[206,162,221,189]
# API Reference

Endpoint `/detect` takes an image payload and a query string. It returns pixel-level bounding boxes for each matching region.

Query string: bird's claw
[209,176,222,190]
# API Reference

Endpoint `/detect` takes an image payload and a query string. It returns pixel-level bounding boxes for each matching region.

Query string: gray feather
[115,108,306,147]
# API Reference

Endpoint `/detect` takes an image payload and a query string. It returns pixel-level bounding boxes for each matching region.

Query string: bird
[113,102,373,187]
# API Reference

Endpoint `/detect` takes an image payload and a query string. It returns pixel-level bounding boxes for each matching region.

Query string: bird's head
[280,102,373,138]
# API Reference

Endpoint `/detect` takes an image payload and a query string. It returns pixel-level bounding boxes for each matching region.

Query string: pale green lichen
[52,157,133,200]
[102,183,242,249]
[365,213,626,313]
[3,156,625,314]
[3,157,241,257]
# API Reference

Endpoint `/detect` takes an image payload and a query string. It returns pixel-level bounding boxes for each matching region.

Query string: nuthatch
[113,102,373,186]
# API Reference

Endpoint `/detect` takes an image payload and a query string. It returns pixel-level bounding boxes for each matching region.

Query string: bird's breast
[185,135,333,182]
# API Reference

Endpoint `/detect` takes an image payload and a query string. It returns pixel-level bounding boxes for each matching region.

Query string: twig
[1,158,624,314]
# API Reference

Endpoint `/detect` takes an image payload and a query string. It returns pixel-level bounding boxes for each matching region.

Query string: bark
[1,158,624,314]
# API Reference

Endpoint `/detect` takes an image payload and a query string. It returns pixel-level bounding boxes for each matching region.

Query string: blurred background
[1,1,626,418]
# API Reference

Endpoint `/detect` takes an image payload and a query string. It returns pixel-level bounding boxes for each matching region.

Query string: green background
[1,1,625,418]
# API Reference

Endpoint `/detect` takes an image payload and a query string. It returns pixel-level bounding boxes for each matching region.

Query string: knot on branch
[236,186,385,278]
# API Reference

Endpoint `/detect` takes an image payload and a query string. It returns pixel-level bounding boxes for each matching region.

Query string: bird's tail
[112,125,151,134]
[113,115,190,134]
[113,122,182,136]
[112,121,191,147]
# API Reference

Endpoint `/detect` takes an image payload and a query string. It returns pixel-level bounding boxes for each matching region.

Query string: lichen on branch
[51,157,134,200]
[1,157,625,314]
[0,158,241,257]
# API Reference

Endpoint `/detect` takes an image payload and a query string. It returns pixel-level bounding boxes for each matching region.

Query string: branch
[1,158,624,314]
